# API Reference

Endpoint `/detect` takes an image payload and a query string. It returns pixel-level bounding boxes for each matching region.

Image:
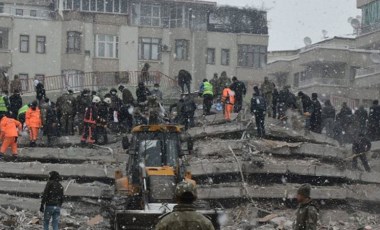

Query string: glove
[40,204,44,213]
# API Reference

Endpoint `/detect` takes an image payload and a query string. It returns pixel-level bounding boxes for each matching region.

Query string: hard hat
[104,97,112,104]
[175,181,197,199]
[92,96,101,103]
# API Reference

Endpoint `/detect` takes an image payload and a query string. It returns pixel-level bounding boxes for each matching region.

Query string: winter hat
[49,171,62,181]
[297,184,311,198]
[253,86,260,94]
[311,93,318,99]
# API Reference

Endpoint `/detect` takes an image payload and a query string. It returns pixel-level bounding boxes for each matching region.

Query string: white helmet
[92,96,101,103]
[104,97,112,105]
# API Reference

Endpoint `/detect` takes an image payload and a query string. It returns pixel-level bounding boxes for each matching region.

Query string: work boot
[0,154,4,161]
[12,155,18,162]
[29,141,34,147]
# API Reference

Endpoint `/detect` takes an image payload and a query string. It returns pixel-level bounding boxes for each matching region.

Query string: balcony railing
[356,65,380,78]
[298,78,348,88]
[361,22,380,35]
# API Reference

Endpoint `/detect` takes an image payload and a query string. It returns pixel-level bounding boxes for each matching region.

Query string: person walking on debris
[155,181,215,230]
[44,101,59,146]
[118,84,135,105]
[336,102,354,144]
[310,93,322,133]
[18,104,29,126]
[209,73,219,100]
[218,71,231,96]
[298,91,313,134]
[35,80,46,105]
[25,101,42,147]
[181,94,197,129]
[278,85,297,121]
[221,83,235,122]
[354,105,368,134]
[0,113,22,160]
[169,95,186,124]
[272,87,279,119]
[81,96,100,145]
[293,184,319,230]
[57,89,76,136]
[352,133,372,172]
[368,100,380,140]
[199,79,214,116]
[251,86,267,138]
[151,83,163,100]
[40,171,64,230]
[9,89,22,119]
[261,77,275,117]
[321,100,336,138]
[76,89,92,134]
[230,76,246,113]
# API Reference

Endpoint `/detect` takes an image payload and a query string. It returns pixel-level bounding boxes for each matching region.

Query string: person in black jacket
[352,133,372,172]
[181,95,197,130]
[9,89,22,119]
[368,100,380,140]
[229,76,246,113]
[136,82,151,104]
[40,171,64,230]
[251,86,266,138]
[310,93,322,134]
[298,91,313,134]
[278,85,297,121]
[354,106,368,134]
[45,101,59,146]
[272,88,279,119]
[35,80,46,105]
[321,100,336,138]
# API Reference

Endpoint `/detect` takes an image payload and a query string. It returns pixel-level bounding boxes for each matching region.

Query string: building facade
[0,0,268,92]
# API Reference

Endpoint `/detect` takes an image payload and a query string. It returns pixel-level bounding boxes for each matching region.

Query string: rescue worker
[199,79,214,115]
[25,101,42,147]
[221,83,235,122]
[0,114,22,160]
[81,96,100,145]
[321,100,336,138]
[209,73,219,100]
[354,106,368,134]
[151,83,163,100]
[368,100,380,140]
[9,89,22,119]
[310,93,322,134]
[140,63,150,84]
[229,76,246,113]
[298,91,313,134]
[147,96,164,125]
[136,82,151,104]
[352,133,372,172]
[169,95,186,124]
[261,77,275,117]
[0,92,10,118]
[35,80,46,105]
[218,71,231,96]
[118,103,134,133]
[10,75,22,95]
[109,88,123,130]
[57,89,76,135]
[18,104,29,126]
[45,101,58,146]
[40,171,64,230]
[181,94,197,129]
[278,85,297,121]
[336,102,353,144]
[76,89,92,134]
[272,88,279,119]
[98,97,111,122]
[293,184,319,230]
[251,86,267,138]
[118,84,135,105]
[155,181,215,230]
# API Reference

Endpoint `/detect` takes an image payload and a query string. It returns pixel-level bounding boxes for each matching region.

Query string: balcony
[355,64,380,87]
[298,78,349,89]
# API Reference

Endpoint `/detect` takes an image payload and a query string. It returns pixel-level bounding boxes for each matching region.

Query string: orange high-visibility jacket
[26,108,42,128]
[221,88,235,105]
[0,116,22,137]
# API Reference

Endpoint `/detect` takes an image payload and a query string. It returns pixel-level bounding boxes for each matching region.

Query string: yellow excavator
[111,124,222,230]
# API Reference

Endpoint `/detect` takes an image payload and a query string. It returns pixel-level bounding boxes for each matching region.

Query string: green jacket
[293,200,319,230]
[202,82,213,96]
[0,96,8,112]
[155,204,215,230]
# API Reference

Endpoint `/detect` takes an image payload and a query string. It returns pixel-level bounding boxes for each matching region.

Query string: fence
[20,71,179,94]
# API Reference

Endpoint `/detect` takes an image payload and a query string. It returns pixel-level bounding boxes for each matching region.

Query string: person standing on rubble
[221,83,235,122]
[155,181,215,230]
[310,93,322,133]
[293,184,319,230]
[9,89,22,119]
[260,77,275,117]
[57,89,76,136]
[199,79,214,116]
[40,171,64,230]
[181,94,197,129]
[321,100,336,138]
[76,89,92,135]
[230,76,246,113]
[298,91,313,134]
[352,133,372,172]
[368,100,380,140]
[25,101,42,147]
[209,73,219,100]
[0,113,22,160]
[81,96,100,145]
[151,83,163,100]
[251,86,267,138]
[118,84,135,105]
[136,82,151,104]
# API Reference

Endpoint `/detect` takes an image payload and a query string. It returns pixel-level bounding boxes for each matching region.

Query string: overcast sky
[215,0,361,51]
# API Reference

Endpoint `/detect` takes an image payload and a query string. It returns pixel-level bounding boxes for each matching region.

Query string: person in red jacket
[221,84,235,122]
[0,114,22,160]
[25,101,42,147]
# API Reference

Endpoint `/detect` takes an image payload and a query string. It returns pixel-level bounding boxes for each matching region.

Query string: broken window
[175,39,189,60]
[206,48,215,65]
[139,37,161,60]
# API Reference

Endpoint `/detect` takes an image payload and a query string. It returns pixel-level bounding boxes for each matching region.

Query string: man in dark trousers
[181,95,197,130]
[199,79,213,115]
[230,76,246,113]
[310,93,322,133]
[321,100,336,138]
[40,171,64,230]
[251,86,266,138]
[352,133,372,172]
[293,184,319,230]
[9,89,22,119]
[178,70,192,94]
[136,82,151,104]
[355,106,368,133]
[298,91,313,134]
[368,100,380,140]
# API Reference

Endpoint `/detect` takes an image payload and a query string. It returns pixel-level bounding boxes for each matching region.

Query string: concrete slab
[188,123,246,139]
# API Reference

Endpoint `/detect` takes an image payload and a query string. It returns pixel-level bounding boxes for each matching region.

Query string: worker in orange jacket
[221,84,235,122]
[0,114,22,160]
[25,101,42,147]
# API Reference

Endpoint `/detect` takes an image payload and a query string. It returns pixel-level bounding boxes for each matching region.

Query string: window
[97,0,104,12]
[175,39,189,60]
[221,49,230,65]
[95,34,119,58]
[67,31,81,53]
[19,74,29,92]
[139,37,161,60]
[206,48,215,65]
[140,4,161,27]
[30,10,37,17]
[362,0,380,26]
[36,36,46,54]
[16,9,23,16]
[170,6,183,28]
[0,3,4,13]
[20,35,29,53]
[0,28,9,50]
[238,45,267,68]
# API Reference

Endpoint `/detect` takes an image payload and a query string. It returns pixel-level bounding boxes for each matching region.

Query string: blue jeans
[44,205,60,230]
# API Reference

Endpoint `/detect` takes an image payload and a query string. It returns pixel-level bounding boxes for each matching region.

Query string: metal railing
[20,71,179,94]
[298,77,348,88]
[356,64,380,78]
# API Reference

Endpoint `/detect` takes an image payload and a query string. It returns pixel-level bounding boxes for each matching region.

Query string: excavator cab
[113,125,222,230]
